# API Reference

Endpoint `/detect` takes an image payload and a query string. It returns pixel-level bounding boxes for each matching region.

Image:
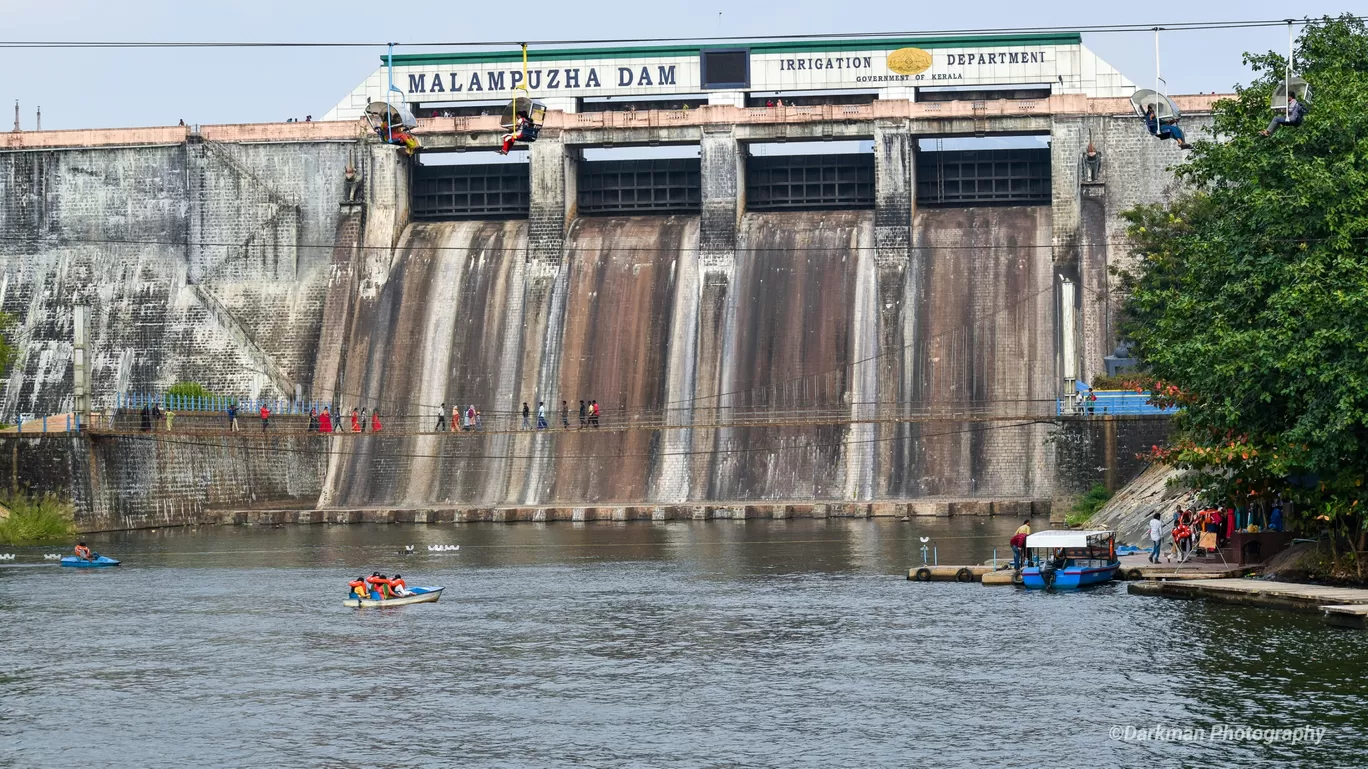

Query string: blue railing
[115,393,327,416]
[11,413,83,433]
[1058,390,1178,417]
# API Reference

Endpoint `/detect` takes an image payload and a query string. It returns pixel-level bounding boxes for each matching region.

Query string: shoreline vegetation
[1108,16,1368,585]
[0,492,76,544]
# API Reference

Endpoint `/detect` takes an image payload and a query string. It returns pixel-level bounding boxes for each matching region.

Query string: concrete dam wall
[0,99,1218,524]
[325,205,1057,508]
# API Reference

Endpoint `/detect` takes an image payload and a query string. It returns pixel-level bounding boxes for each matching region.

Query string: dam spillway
[0,94,1201,526]
[318,204,1056,508]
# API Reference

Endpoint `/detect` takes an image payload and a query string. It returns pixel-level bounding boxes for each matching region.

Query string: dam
[0,34,1196,529]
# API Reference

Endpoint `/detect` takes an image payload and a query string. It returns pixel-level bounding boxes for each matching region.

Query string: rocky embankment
[1085,464,1195,546]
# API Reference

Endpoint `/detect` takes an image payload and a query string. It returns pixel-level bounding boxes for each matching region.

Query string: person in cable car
[1262,95,1307,137]
[1144,103,1191,150]
[364,101,420,156]
[377,122,419,155]
[499,111,540,155]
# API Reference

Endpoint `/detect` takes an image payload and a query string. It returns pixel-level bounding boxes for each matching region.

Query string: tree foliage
[166,381,215,400]
[1115,16,1368,575]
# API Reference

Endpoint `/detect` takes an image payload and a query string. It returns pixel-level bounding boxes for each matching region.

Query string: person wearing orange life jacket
[73,542,94,561]
[348,576,368,600]
[1173,521,1194,563]
[389,574,412,597]
[364,572,389,600]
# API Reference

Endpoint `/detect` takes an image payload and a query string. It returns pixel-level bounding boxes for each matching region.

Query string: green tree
[1115,16,1368,578]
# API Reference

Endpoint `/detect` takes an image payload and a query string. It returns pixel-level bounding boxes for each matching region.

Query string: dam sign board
[325,34,1135,120]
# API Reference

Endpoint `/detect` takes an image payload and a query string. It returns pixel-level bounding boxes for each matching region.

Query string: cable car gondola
[1264,22,1310,137]
[1271,75,1312,112]
[1130,88,1190,150]
[364,100,420,155]
[498,44,547,155]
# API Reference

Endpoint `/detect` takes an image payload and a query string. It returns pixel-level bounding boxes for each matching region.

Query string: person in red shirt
[319,407,333,433]
[350,408,360,433]
[259,404,270,433]
[371,409,382,432]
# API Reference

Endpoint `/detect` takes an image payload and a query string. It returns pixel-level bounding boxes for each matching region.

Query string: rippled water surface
[2,518,1365,768]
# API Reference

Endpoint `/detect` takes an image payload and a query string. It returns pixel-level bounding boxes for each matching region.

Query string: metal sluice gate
[746,154,875,211]
[412,163,531,220]
[578,159,702,215]
[915,148,1051,207]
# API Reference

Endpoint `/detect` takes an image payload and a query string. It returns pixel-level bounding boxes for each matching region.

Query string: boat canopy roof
[1025,529,1115,549]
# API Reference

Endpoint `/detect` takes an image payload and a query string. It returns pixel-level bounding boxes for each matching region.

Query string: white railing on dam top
[2,95,1229,150]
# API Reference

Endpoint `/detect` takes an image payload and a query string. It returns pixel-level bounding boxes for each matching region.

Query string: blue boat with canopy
[1020,530,1119,590]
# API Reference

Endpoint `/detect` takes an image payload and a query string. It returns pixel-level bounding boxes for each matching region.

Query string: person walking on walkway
[140,404,152,432]
[522,402,531,430]
[1010,520,1031,570]
[350,407,360,433]
[590,400,600,429]
[319,406,333,433]
[466,405,476,431]
[308,408,319,432]
[228,402,239,432]
[537,401,547,430]
[260,403,271,433]
[579,400,587,429]
[1148,513,1163,564]
[452,404,460,432]
[561,400,570,429]
[371,408,382,432]
[436,403,447,432]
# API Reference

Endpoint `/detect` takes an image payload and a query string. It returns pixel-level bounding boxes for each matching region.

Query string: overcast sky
[0,0,1347,130]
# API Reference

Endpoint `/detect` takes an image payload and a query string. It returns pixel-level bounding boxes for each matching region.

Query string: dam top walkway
[2,93,1226,151]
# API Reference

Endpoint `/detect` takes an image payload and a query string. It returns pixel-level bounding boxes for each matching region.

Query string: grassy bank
[1065,484,1114,527]
[0,493,76,544]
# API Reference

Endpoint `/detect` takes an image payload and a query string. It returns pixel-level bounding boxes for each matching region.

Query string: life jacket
[74,545,91,559]
[390,578,407,594]
[348,579,366,597]
[365,576,387,598]
[1174,524,1192,542]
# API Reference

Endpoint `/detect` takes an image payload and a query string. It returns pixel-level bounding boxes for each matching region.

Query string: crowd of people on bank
[1146,501,1287,564]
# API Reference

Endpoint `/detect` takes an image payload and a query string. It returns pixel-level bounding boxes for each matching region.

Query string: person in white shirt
[1148,513,1164,564]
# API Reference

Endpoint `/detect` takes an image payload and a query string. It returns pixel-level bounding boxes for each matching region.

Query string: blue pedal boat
[1020,530,1119,590]
[60,555,120,568]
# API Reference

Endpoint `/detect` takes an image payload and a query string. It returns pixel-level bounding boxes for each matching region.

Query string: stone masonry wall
[0,139,361,421]
[0,432,326,532]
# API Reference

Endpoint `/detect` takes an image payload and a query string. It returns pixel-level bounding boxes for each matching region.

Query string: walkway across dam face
[0,96,1213,522]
